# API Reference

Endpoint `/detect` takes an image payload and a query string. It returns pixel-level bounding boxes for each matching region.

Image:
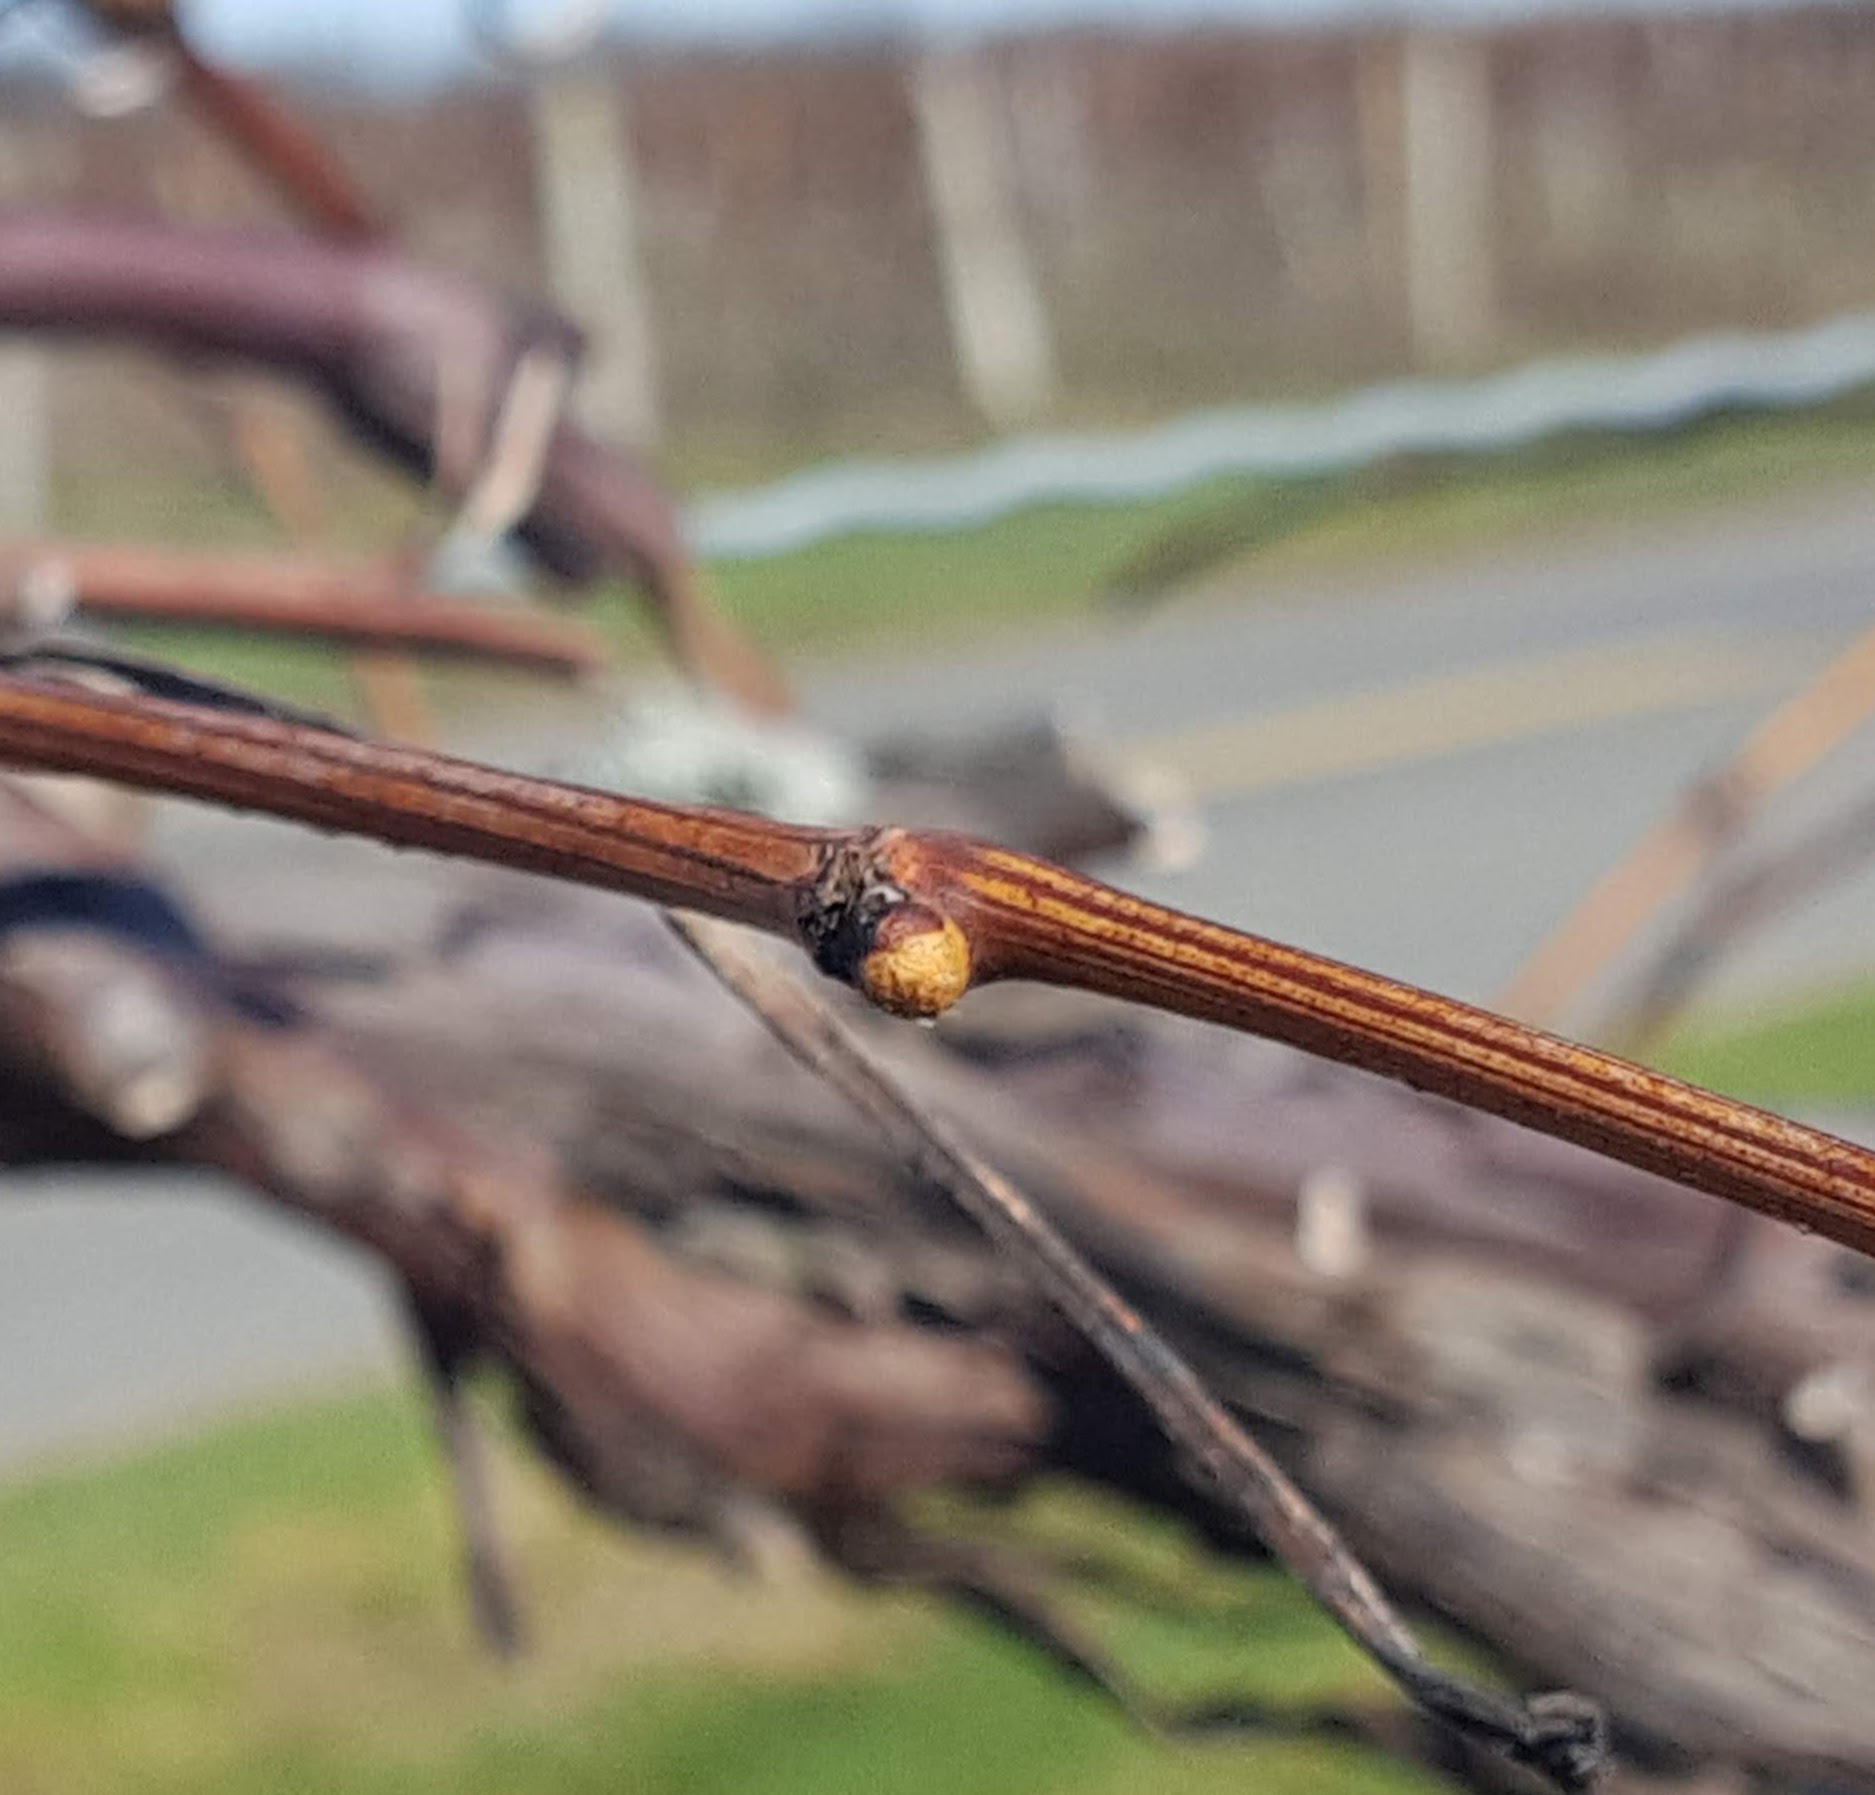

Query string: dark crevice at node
[799,832,909,985]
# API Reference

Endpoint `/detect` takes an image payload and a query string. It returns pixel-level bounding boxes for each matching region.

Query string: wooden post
[527,67,661,450]
[0,130,48,536]
[0,345,49,536]
[911,47,1057,430]
[1531,78,1623,265]
[1399,29,1498,368]
[1356,34,1407,325]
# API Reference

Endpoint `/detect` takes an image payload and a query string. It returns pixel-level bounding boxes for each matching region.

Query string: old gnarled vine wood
[670,910,1603,1787]
[0,671,1869,1267]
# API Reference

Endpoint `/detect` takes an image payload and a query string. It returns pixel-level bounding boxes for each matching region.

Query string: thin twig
[403,1290,526,1660]
[79,0,385,240]
[1608,784,1875,1053]
[1501,617,1875,1028]
[843,1518,1523,1794]
[2,544,609,677]
[171,46,386,241]
[0,211,789,713]
[0,645,359,735]
[667,910,1604,1787]
[0,676,1872,1261]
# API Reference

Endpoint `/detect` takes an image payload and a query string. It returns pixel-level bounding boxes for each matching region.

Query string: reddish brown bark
[0,211,787,712]
[2,543,609,676]
[0,672,1867,1270]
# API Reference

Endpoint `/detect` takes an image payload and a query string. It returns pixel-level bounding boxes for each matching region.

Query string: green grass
[695,402,1875,664]
[0,1384,1444,1795]
[1661,978,1875,1110]
[52,399,1875,709]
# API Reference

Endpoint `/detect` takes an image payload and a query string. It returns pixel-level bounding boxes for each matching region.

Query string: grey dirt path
[4,482,1875,1473]
[810,482,1875,1003]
